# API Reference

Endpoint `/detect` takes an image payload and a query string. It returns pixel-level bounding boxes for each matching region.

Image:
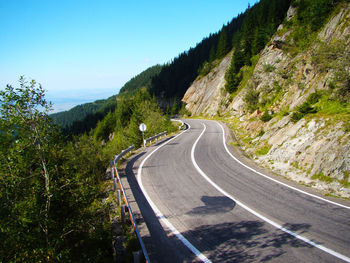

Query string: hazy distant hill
[51,64,163,132]
[51,95,116,129]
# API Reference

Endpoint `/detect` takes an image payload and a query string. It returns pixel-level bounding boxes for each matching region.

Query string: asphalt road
[126,119,350,262]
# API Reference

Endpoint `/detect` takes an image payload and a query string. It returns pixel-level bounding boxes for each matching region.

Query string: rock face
[181,4,350,197]
[182,53,232,116]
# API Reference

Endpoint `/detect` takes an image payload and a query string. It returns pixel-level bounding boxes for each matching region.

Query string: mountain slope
[150,0,291,100]
[51,64,163,133]
[119,64,163,96]
[182,1,350,197]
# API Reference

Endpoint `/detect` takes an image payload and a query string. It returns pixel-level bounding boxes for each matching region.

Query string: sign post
[139,123,147,147]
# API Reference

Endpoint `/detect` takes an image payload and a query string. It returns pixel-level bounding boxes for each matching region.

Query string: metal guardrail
[145,131,167,144]
[111,145,150,263]
[114,145,135,163]
[110,130,169,262]
[171,119,185,130]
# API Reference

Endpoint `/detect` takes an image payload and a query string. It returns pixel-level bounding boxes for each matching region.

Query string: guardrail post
[112,144,151,262]
[110,161,114,179]
[121,205,125,223]
[113,177,117,191]
[117,190,121,206]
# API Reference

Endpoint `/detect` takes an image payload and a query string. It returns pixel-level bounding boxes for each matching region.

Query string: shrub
[258,129,265,137]
[297,101,317,114]
[225,70,243,93]
[260,111,273,122]
[244,88,260,113]
[306,91,322,104]
[256,144,272,155]
[291,111,305,122]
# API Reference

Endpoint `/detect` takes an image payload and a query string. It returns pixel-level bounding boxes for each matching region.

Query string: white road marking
[191,122,350,263]
[137,125,212,263]
[216,121,350,210]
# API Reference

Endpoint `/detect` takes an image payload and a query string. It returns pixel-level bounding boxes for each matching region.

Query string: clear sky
[0,0,259,112]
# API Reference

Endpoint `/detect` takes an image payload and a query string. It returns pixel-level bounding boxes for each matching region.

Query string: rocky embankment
[182,4,350,198]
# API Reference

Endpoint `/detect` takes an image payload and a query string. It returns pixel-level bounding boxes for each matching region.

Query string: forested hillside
[119,64,163,95]
[51,64,164,136]
[149,0,291,100]
[51,95,116,128]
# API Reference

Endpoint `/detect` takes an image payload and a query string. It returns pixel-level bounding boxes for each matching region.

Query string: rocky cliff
[182,3,350,198]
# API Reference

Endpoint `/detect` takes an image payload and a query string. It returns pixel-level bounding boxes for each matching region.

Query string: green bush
[256,144,272,155]
[306,91,322,104]
[225,70,243,93]
[258,129,265,136]
[260,111,273,122]
[297,101,317,114]
[244,88,260,113]
[291,111,305,122]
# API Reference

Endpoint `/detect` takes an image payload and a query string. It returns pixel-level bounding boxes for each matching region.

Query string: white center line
[137,125,212,263]
[191,122,350,263]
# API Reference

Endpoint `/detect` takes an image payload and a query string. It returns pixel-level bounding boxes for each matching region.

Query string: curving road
[125,119,350,262]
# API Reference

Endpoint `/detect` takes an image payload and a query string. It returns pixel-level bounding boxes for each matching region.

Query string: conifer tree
[216,26,229,59]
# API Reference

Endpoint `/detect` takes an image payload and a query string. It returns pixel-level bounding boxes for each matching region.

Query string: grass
[230,141,240,147]
[339,171,350,188]
[316,97,350,115]
[311,172,334,183]
[262,63,276,73]
[255,144,272,156]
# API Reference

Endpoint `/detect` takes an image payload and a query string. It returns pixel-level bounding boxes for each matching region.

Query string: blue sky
[0,0,258,112]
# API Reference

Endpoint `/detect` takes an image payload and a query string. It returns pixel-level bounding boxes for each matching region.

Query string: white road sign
[139,123,147,132]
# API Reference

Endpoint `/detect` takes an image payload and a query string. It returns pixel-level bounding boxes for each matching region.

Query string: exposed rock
[182,53,232,116]
[181,3,350,198]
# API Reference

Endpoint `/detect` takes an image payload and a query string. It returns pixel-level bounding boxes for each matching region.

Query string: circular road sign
[139,123,147,132]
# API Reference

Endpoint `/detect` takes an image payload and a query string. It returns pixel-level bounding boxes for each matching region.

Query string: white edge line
[191,122,350,263]
[216,121,350,210]
[137,124,212,263]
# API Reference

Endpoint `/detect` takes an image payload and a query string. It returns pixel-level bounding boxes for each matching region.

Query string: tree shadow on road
[183,221,312,262]
[122,151,315,263]
[187,196,236,215]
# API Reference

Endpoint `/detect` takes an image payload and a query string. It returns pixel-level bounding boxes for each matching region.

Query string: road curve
[129,119,350,262]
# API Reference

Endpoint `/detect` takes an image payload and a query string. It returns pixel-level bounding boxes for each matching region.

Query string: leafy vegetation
[291,96,318,122]
[100,91,178,162]
[311,39,350,103]
[284,0,344,55]
[0,78,113,262]
[225,0,291,93]
[260,111,273,122]
[0,78,177,262]
[256,143,272,155]
[244,87,260,113]
[311,172,334,183]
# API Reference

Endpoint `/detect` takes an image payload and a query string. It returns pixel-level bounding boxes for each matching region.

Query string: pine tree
[216,26,229,59]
